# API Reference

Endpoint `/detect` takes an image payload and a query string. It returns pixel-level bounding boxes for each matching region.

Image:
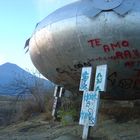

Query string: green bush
[57,109,77,125]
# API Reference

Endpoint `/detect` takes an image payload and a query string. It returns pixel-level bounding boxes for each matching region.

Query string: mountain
[0,62,54,96]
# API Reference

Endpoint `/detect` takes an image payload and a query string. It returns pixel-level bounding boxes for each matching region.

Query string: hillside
[0,62,54,96]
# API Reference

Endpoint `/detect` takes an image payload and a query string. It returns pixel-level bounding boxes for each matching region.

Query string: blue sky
[0,0,77,71]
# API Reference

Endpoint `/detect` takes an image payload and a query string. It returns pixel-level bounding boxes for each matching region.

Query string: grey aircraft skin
[27,0,140,100]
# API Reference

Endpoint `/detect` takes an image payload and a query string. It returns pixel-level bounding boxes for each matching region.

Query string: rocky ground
[0,100,140,140]
[0,115,140,140]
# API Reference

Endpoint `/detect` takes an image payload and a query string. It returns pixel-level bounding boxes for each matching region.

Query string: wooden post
[52,85,64,119]
[52,97,58,118]
[82,124,89,140]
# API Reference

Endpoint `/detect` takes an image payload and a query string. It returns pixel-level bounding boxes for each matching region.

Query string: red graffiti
[103,40,129,53]
[125,61,135,68]
[124,61,140,68]
[88,39,102,47]
[88,38,129,53]
[115,49,140,59]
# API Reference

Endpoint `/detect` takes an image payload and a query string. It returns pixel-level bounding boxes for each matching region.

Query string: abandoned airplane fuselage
[28,0,140,100]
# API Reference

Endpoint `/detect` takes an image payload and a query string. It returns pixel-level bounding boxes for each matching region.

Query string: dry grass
[43,95,54,121]
[0,98,140,140]
[15,94,54,121]
[100,100,140,123]
[0,93,54,126]
[0,99,16,125]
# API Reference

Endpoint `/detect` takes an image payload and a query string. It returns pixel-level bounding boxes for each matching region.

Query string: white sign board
[94,64,108,92]
[79,67,93,91]
[79,91,100,126]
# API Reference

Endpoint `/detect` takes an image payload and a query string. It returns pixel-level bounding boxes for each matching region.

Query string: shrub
[57,109,77,125]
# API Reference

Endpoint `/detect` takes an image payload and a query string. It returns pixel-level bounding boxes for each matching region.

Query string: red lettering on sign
[88,39,102,47]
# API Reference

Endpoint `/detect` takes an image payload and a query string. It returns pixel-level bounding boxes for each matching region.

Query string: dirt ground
[0,99,140,140]
[0,113,140,140]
